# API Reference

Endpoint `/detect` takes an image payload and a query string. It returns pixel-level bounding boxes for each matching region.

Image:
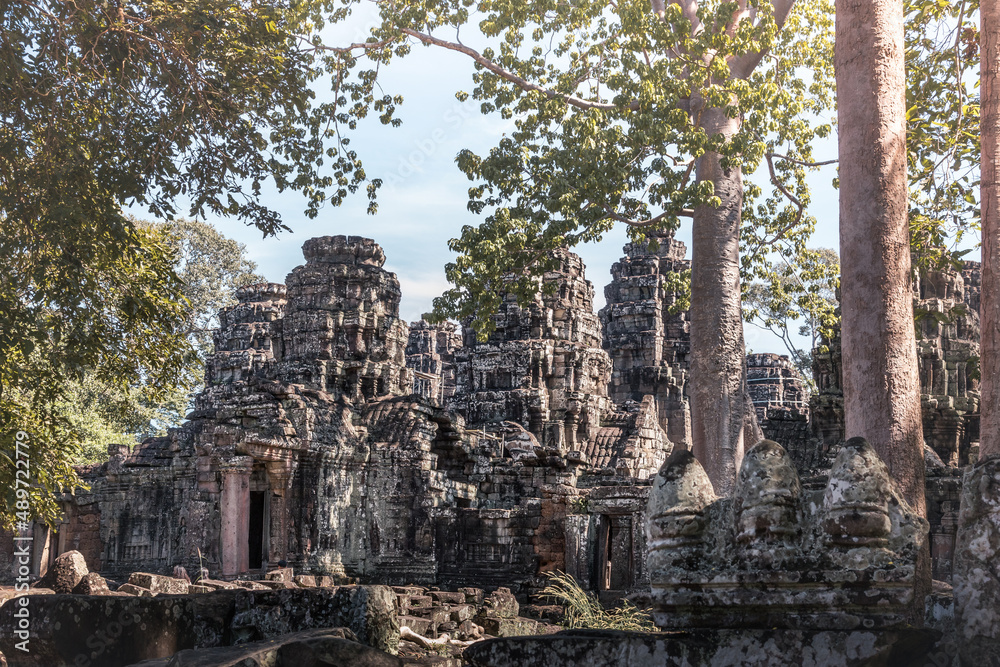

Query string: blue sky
[189,11,914,359]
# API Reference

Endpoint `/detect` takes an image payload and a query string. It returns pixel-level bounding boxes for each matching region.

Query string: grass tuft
[539,571,658,632]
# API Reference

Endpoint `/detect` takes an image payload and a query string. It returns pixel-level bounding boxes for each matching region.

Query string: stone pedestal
[647,438,930,631]
[953,455,1000,665]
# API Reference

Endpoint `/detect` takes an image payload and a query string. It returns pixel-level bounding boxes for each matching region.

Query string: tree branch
[768,153,838,167]
[729,0,796,79]
[602,207,694,227]
[400,28,639,112]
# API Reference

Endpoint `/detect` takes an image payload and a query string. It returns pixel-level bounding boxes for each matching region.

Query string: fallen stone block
[479,616,553,638]
[293,574,317,587]
[428,591,465,605]
[408,595,433,610]
[450,604,474,623]
[265,567,295,583]
[482,588,518,619]
[424,606,451,628]
[117,583,154,597]
[459,588,484,606]
[36,550,88,594]
[128,572,190,595]
[392,586,426,596]
[73,572,111,595]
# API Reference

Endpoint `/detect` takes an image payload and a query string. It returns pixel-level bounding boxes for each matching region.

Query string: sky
[183,7,904,359]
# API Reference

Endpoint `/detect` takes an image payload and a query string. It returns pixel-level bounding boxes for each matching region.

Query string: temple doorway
[595,515,634,591]
[248,491,267,570]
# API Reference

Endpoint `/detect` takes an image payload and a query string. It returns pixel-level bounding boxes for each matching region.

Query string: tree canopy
[65,219,264,466]
[0,0,330,526]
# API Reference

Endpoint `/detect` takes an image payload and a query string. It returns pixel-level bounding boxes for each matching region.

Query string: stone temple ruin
[0,233,987,652]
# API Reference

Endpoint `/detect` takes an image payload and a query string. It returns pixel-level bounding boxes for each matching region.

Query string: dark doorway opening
[249,491,266,570]
[595,515,634,591]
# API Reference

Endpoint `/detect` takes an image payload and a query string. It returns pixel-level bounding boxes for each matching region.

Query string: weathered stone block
[36,550,88,594]
[266,567,295,583]
[450,604,475,623]
[73,572,110,595]
[428,590,465,605]
[647,439,930,631]
[117,583,154,597]
[483,588,519,620]
[462,628,940,667]
[128,572,190,595]
[294,574,317,587]
[953,455,1000,666]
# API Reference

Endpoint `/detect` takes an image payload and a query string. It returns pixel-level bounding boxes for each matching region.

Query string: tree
[743,247,839,383]
[0,1,331,526]
[979,0,999,464]
[64,219,265,466]
[906,0,981,269]
[952,9,1000,656]
[305,0,835,494]
[835,0,925,515]
[162,219,267,364]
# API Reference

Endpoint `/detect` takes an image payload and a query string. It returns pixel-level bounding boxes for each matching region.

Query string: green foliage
[1,0,317,526]
[540,571,658,632]
[906,0,980,269]
[65,219,265,466]
[0,220,190,527]
[297,0,835,336]
[743,247,839,383]
[566,496,590,515]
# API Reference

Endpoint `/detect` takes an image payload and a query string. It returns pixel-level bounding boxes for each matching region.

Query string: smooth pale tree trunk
[835,0,926,517]
[952,8,1000,663]
[690,106,752,497]
[981,0,1000,461]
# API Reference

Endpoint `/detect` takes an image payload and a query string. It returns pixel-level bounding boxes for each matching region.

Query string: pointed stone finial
[735,440,801,544]
[647,449,716,571]
[822,437,892,547]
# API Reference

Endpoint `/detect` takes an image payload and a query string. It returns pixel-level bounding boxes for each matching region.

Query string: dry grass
[539,571,658,632]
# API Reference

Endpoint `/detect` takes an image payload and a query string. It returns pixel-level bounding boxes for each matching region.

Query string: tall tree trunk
[835,0,926,517]
[690,106,750,496]
[952,8,1000,662]
[981,0,1000,462]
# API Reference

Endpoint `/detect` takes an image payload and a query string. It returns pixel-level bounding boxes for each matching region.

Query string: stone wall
[406,320,462,403]
[746,353,810,463]
[914,267,980,466]
[3,237,711,600]
[0,233,871,602]
[449,249,614,454]
[599,230,691,448]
